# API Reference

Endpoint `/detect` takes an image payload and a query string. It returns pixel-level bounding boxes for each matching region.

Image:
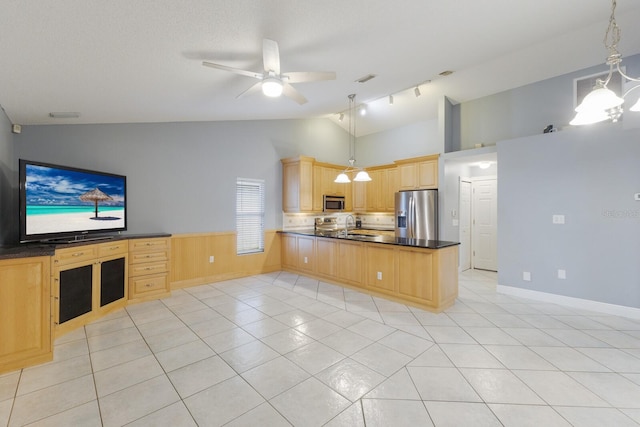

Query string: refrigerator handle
[409,196,415,239]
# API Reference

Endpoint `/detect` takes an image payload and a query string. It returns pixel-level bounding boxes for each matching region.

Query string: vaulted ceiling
[2,0,640,135]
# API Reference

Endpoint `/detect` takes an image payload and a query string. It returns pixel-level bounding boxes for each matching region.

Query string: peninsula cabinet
[52,240,128,337]
[128,237,171,303]
[280,232,459,311]
[282,156,314,212]
[395,155,439,190]
[0,256,52,373]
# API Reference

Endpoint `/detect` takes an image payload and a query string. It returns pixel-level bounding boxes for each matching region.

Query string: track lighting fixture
[338,113,344,122]
[389,95,394,105]
[414,86,421,97]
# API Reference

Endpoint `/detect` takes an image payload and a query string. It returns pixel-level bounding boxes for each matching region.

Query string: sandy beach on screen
[27,209,125,235]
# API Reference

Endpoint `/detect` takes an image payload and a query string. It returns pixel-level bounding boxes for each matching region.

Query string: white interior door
[472,178,497,271]
[459,180,472,271]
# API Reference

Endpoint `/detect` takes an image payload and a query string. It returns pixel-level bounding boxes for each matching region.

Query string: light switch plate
[635,193,640,201]
[552,214,565,224]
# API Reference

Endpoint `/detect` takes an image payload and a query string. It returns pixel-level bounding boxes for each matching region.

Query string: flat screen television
[19,159,127,243]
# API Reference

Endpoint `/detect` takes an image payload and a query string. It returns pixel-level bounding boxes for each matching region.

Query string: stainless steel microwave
[323,195,345,212]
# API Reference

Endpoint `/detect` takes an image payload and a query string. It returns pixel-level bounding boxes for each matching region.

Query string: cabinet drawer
[53,246,98,266]
[129,250,169,264]
[129,238,169,252]
[131,274,168,296]
[129,261,169,277]
[98,241,128,257]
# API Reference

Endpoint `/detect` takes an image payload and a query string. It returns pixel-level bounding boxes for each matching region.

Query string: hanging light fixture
[571,0,640,125]
[335,94,372,183]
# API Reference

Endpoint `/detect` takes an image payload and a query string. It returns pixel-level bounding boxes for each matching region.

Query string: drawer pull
[144,267,154,271]
[72,252,84,257]
[145,242,153,246]
[109,246,119,250]
[145,283,152,287]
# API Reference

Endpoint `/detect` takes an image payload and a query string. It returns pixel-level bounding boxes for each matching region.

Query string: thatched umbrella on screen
[79,188,113,219]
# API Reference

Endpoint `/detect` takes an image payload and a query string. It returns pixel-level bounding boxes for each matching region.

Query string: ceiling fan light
[262,78,283,97]
[334,173,351,183]
[576,86,624,113]
[570,109,610,126]
[353,170,372,182]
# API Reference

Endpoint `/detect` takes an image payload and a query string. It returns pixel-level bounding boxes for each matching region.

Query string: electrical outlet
[558,269,566,279]
[523,271,531,281]
[377,272,382,280]
[304,256,308,264]
[552,214,565,224]
[209,256,214,263]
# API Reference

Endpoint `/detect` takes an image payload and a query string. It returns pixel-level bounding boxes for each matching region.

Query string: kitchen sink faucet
[344,215,355,236]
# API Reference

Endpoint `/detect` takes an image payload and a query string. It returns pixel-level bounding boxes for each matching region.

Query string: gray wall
[355,119,439,166]
[497,125,640,309]
[12,119,349,239]
[455,54,640,150]
[0,108,15,245]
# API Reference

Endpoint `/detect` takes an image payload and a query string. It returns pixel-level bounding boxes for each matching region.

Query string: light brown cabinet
[280,232,458,311]
[52,241,128,337]
[362,166,397,213]
[313,164,352,212]
[316,238,338,278]
[282,156,314,212]
[0,256,52,374]
[396,155,439,190]
[365,245,396,293]
[337,240,364,286]
[297,236,316,274]
[128,237,171,303]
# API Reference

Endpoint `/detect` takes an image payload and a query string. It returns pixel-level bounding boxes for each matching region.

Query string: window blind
[236,178,265,254]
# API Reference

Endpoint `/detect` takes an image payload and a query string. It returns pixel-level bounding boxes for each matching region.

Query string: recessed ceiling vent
[439,70,454,77]
[355,74,377,83]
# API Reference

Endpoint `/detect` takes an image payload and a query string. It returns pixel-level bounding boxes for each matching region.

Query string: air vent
[49,112,80,118]
[439,70,454,76]
[355,74,377,83]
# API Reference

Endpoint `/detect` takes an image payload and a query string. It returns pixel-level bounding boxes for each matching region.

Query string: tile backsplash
[282,212,394,231]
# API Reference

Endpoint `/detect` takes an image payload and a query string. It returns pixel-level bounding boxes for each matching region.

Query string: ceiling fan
[202,39,336,105]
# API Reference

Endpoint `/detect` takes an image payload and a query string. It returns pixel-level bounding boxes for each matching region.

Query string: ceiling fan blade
[282,83,307,105]
[235,81,263,99]
[202,61,263,79]
[284,71,337,83]
[262,39,280,75]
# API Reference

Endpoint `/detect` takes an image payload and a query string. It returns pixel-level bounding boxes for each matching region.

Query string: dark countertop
[0,233,172,261]
[280,229,459,250]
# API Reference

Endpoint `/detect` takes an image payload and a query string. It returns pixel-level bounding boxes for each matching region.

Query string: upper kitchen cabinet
[313,163,352,212]
[362,165,398,213]
[282,156,314,212]
[395,154,439,190]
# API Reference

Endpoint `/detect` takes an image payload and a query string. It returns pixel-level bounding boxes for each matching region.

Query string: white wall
[497,125,640,309]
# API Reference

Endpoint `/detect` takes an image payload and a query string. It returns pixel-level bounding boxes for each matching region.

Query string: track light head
[414,87,421,97]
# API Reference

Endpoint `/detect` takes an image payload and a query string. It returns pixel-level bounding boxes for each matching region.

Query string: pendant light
[571,0,640,125]
[335,94,371,183]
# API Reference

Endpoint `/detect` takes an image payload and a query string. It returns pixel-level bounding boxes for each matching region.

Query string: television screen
[19,159,127,242]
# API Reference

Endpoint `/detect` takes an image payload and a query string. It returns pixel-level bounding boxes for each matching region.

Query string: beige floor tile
[24,400,101,427]
[408,366,482,402]
[424,401,502,427]
[94,354,163,397]
[316,358,386,402]
[167,355,236,398]
[362,399,433,427]
[17,355,92,396]
[220,340,280,373]
[126,401,197,427]
[241,356,310,399]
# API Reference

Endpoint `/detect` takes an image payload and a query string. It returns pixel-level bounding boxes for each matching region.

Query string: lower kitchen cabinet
[280,233,458,311]
[0,256,52,374]
[316,238,338,278]
[337,240,364,286]
[398,247,434,303]
[128,237,171,303]
[365,245,396,293]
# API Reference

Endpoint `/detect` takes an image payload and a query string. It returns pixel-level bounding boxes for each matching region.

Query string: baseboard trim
[497,285,640,320]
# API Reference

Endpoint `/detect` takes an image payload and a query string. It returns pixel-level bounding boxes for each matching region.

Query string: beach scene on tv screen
[25,164,125,235]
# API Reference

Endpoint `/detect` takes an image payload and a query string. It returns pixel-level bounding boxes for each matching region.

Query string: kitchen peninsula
[280,229,459,311]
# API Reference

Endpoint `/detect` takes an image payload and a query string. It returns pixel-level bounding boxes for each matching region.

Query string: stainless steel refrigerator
[395,190,438,240]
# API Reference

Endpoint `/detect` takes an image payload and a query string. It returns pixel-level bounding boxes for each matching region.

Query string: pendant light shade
[353,170,372,182]
[570,0,640,125]
[335,94,371,184]
[334,173,351,183]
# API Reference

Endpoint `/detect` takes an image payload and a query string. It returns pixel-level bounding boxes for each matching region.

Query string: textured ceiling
[1,0,640,136]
